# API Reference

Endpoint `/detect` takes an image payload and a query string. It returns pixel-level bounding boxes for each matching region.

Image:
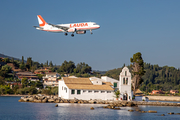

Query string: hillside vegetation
[104,63,180,92]
[1,53,180,93]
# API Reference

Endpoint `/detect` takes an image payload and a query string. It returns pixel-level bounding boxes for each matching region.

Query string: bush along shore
[18,95,180,107]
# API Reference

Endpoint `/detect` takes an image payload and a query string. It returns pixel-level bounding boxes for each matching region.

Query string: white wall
[91,80,103,85]
[58,80,69,99]
[68,89,114,100]
[101,76,119,88]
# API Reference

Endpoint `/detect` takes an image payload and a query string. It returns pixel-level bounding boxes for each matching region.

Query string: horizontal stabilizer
[33,26,43,30]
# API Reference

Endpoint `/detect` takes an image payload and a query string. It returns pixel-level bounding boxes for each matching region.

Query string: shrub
[51,87,58,95]
[0,88,5,94]
[29,87,38,95]
[5,89,14,94]
[42,89,51,95]
[16,89,25,95]
[114,90,120,99]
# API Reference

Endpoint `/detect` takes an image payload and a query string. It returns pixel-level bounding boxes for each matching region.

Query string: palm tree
[114,90,120,100]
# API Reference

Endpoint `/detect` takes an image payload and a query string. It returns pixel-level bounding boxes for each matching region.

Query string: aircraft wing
[48,23,69,31]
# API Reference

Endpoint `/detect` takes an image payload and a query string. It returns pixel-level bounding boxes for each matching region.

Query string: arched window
[123,78,125,84]
[125,71,127,76]
[126,78,128,85]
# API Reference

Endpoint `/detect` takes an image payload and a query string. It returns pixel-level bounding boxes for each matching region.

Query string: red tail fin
[37,15,47,27]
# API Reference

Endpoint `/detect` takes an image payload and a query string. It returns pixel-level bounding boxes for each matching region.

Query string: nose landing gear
[64,33,68,36]
[90,30,93,34]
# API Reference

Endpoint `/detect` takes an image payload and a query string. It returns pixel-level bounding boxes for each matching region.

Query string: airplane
[34,15,100,37]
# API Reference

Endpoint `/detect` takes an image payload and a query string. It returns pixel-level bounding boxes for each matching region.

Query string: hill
[0,53,22,61]
[104,63,180,92]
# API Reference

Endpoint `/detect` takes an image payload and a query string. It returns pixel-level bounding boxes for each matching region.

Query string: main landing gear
[64,32,74,37]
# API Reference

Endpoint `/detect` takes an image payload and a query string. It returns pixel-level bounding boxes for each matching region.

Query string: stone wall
[147,96,180,101]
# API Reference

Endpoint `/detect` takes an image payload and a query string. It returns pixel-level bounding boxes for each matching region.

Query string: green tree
[0,85,13,94]
[42,88,51,95]
[12,85,19,93]
[36,74,44,80]
[76,62,92,74]
[21,78,29,88]
[0,85,6,94]
[4,58,10,63]
[0,76,5,85]
[16,88,25,95]
[130,52,145,94]
[19,64,26,70]
[28,81,36,87]
[59,60,75,74]
[13,60,20,68]
[49,61,53,67]
[22,56,24,64]
[35,81,43,89]
[20,56,25,70]
[114,90,120,99]
[28,86,37,95]
[26,57,32,71]
[44,60,49,67]
[51,87,58,95]
[0,65,12,77]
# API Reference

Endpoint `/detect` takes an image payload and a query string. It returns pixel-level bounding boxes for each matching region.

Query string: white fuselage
[34,15,100,36]
[39,22,100,33]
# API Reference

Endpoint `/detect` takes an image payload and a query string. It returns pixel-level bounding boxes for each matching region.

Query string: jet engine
[76,31,86,34]
[68,28,76,32]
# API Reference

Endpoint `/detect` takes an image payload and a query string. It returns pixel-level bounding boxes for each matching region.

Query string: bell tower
[119,66,132,101]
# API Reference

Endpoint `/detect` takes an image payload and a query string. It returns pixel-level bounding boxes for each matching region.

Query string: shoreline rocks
[18,95,180,107]
[128,110,134,112]
[148,110,157,113]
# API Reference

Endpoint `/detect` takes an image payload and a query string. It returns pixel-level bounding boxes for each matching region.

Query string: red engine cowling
[76,31,86,34]
[68,28,76,32]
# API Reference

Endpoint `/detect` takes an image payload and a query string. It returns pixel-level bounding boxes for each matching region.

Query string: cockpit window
[93,23,97,25]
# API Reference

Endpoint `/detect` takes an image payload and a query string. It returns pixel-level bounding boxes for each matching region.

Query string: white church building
[58,66,132,101]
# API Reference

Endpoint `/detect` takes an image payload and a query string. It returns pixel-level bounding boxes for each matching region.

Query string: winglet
[37,15,47,27]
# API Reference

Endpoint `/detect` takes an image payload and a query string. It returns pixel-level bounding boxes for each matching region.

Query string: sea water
[0,96,180,120]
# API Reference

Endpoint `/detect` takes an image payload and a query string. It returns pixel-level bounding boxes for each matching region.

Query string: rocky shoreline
[18,95,180,107]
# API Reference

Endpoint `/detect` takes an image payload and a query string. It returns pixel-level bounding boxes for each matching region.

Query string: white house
[58,66,133,101]
[119,66,132,101]
[43,72,60,87]
[58,77,114,100]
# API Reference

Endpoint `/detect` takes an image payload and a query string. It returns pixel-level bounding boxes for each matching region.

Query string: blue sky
[0,0,180,71]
